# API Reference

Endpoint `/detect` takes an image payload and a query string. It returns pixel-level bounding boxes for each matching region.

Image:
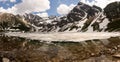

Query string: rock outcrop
[104,2,120,32]
[0,13,34,31]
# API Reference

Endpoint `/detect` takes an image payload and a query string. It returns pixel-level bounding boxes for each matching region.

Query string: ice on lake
[5,32,120,42]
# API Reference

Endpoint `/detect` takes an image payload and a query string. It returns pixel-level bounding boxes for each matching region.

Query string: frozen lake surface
[5,32,120,42]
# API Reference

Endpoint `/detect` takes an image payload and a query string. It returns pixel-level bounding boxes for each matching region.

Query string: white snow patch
[99,18,110,30]
[5,32,120,42]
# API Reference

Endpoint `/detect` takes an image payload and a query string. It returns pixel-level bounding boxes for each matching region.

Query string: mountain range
[0,1,120,32]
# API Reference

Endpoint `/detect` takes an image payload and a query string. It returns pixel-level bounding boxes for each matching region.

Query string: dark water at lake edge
[0,33,120,62]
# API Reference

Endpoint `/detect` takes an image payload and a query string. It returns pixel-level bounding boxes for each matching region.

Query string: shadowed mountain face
[0,2,120,32]
[104,2,120,32]
[0,34,120,62]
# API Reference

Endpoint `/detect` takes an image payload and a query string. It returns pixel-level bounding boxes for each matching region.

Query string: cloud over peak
[14,0,50,14]
[57,4,76,15]
[0,0,120,16]
[57,0,120,15]
[0,0,50,15]
[80,0,120,8]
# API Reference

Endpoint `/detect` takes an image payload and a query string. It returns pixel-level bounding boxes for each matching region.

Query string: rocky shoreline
[0,33,120,62]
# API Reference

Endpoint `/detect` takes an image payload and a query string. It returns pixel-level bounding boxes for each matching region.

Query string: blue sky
[0,0,119,17]
[47,0,79,16]
[0,0,21,9]
[0,0,80,16]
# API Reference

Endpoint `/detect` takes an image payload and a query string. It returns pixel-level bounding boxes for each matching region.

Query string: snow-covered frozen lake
[5,32,120,42]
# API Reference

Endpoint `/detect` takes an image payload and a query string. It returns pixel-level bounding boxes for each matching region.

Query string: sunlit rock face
[104,2,120,32]
[0,34,120,62]
[0,13,32,31]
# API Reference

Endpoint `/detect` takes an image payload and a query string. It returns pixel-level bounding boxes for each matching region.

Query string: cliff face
[104,2,120,32]
[67,2,101,22]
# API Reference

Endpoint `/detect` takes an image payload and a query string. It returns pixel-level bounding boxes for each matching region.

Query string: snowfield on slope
[5,32,120,42]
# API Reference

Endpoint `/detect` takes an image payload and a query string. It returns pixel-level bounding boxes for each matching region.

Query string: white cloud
[80,0,120,8]
[36,12,48,17]
[0,7,17,13]
[14,0,50,14]
[10,0,16,2]
[57,4,76,15]
[0,0,50,15]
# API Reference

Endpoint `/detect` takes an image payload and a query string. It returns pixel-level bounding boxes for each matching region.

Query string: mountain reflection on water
[0,34,120,62]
